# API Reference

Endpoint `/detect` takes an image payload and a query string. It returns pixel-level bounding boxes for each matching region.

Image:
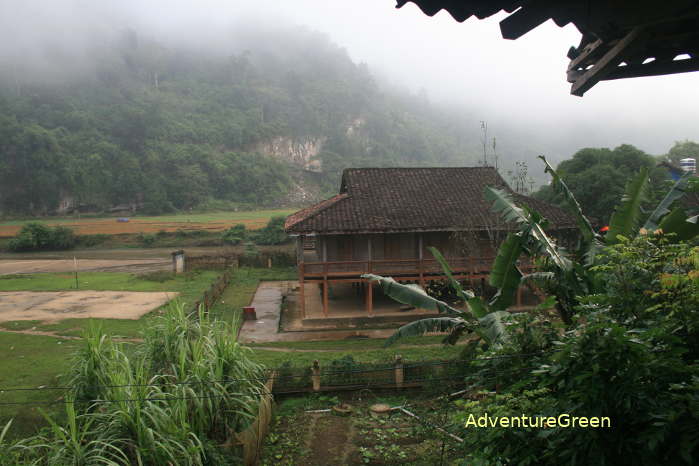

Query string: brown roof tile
[286,167,577,235]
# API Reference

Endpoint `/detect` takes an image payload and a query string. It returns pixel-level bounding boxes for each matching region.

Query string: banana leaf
[476,311,509,347]
[362,274,462,315]
[657,207,699,241]
[427,246,474,303]
[643,174,692,231]
[607,168,649,244]
[538,155,598,244]
[488,232,525,311]
[383,317,471,346]
[486,187,572,272]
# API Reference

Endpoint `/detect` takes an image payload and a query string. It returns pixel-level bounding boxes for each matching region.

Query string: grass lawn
[0,270,220,338]
[0,333,82,437]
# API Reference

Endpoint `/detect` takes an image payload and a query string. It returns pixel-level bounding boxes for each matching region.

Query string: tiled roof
[285,167,577,235]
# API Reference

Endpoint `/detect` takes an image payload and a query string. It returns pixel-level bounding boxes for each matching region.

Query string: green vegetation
[0,26,481,216]
[1,305,266,464]
[0,334,80,437]
[8,222,76,251]
[533,143,677,224]
[372,158,699,465]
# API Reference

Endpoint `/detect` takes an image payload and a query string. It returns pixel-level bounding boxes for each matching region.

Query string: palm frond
[607,168,649,244]
[384,317,469,346]
[362,274,462,315]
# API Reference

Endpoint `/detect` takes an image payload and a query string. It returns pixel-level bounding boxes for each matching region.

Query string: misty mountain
[0,24,502,215]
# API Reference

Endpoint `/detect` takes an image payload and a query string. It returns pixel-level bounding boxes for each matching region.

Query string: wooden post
[418,234,424,288]
[366,279,373,317]
[312,360,321,392]
[323,263,329,318]
[299,263,306,319]
[366,237,373,316]
[516,285,523,308]
[394,355,404,389]
[297,236,306,319]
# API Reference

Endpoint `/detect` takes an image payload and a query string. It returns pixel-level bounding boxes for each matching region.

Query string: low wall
[188,268,234,314]
[185,251,295,271]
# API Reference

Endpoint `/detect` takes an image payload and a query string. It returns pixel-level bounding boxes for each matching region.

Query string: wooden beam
[499,1,557,40]
[571,26,645,96]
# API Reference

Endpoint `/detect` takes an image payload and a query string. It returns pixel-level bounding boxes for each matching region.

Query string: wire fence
[0,351,554,407]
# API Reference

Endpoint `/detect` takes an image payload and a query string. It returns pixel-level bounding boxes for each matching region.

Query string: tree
[665,139,699,164]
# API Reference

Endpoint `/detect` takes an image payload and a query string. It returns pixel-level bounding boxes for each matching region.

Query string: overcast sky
[2,0,698,159]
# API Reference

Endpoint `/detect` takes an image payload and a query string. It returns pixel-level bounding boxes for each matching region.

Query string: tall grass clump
[9,302,266,465]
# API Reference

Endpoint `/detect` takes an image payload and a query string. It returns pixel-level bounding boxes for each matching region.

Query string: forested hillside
[0,25,481,215]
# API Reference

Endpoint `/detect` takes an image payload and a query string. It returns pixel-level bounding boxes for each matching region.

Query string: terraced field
[0,209,295,237]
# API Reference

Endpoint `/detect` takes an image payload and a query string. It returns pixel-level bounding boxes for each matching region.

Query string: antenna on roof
[479,121,488,167]
[492,137,499,171]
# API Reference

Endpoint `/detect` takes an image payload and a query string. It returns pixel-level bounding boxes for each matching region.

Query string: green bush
[253,216,289,245]
[8,222,76,252]
[136,232,157,247]
[453,237,699,465]
[75,234,111,247]
[222,224,247,245]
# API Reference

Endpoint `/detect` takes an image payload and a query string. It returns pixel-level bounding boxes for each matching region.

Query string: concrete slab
[0,291,178,322]
[237,281,440,344]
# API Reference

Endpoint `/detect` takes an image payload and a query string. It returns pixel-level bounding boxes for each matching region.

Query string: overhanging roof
[285,167,576,235]
[396,1,699,96]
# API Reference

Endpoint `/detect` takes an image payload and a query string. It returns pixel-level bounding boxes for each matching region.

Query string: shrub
[8,222,76,252]
[75,234,111,247]
[222,224,247,245]
[136,232,156,247]
[253,216,289,245]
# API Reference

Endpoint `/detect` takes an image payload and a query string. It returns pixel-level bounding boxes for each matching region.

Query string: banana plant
[606,168,650,244]
[643,174,699,241]
[363,241,514,349]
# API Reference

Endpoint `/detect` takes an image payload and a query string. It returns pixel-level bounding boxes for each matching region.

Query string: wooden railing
[301,256,532,279]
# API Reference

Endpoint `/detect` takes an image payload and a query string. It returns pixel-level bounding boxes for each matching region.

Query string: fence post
[394,355,404,389]
[312,360,321,392]
[267,257,272,269]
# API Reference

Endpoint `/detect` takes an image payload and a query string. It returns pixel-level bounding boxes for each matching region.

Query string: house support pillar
[297,236,305,319]
[366,237,373,316]
[418,234,424,288]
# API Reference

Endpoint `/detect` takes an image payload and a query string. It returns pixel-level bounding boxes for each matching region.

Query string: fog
[2,0,698,165]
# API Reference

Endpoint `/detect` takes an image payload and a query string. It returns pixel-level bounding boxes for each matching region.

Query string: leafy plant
[8,222,76,252]
[222,224,247,245]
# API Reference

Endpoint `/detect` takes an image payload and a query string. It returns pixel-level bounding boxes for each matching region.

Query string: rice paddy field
[0,209,295,237]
